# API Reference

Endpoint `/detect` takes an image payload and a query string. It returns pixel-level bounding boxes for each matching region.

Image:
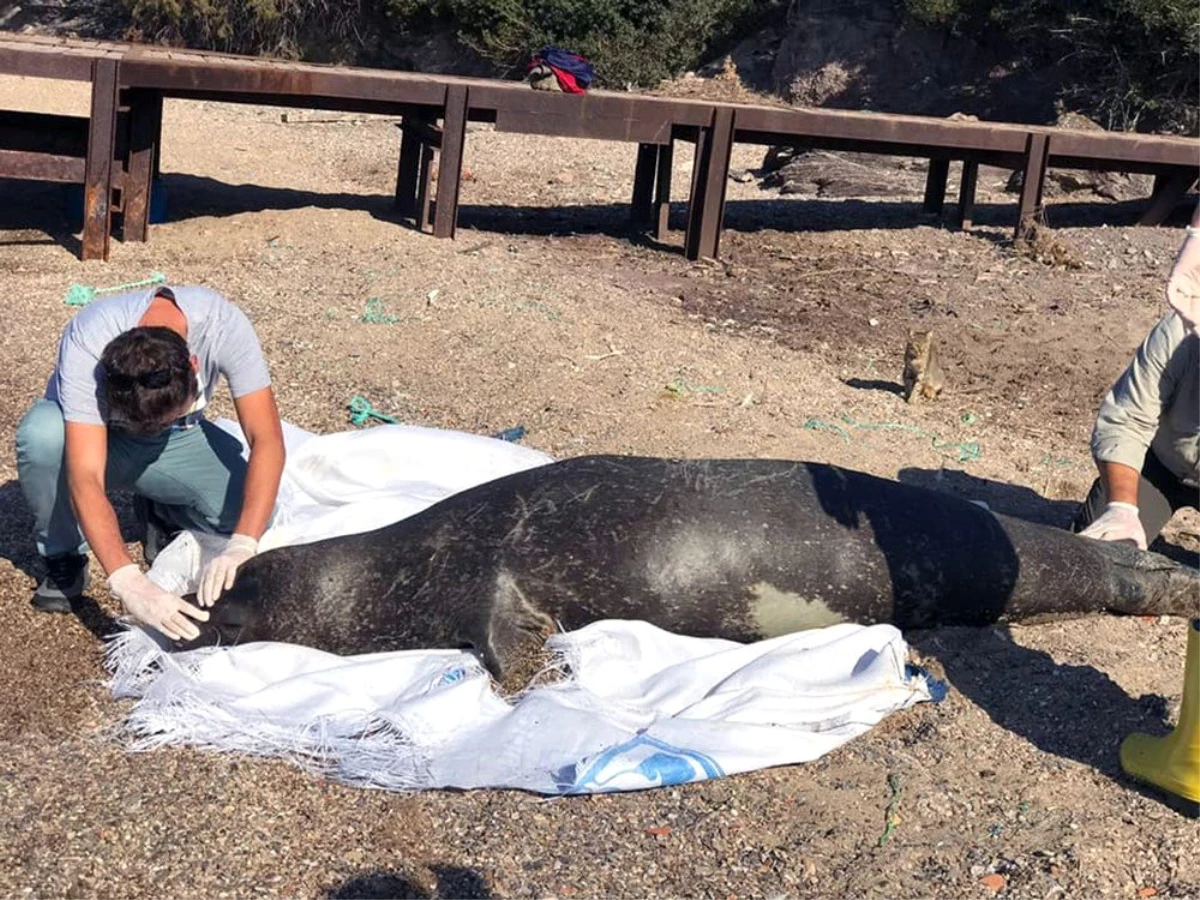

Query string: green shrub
[118,0,1196,131]
[901,0,1199,130]
[385,0,782,86]
[121,0,365,59]
[121,0,779,85]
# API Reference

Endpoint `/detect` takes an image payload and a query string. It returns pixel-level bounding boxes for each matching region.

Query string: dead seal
[173,456,1199,679]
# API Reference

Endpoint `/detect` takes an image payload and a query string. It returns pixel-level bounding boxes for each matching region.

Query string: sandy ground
[0,71,1198,899]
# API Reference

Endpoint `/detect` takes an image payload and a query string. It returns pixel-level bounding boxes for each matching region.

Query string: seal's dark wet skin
[172,456,1200,680]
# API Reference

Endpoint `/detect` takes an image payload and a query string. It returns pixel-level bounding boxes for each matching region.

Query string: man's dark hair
[99,326,196,434]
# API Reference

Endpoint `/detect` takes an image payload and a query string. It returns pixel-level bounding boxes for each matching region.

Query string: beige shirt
[1091,311,1199,488]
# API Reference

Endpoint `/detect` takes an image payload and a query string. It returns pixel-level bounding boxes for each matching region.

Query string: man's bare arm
[1097,459,1141,507]
[63,421,134,576]
[231,386,286,540]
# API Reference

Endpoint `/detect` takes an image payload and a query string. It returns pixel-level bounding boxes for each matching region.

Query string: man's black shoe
[32,553,88,613]
[134,495,181,566]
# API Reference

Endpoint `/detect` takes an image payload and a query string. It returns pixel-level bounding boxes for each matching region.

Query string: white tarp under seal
[104,420,938,795]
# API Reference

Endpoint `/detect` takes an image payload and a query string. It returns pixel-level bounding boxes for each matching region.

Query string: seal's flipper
[170,588,256,651]
[481,570,557,685]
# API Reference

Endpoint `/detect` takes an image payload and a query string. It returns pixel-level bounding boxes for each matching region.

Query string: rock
[980,873,1006,893]
[1002,107,1153,200]
[1054,109,1105,131]
[728,168,756,184]
[1006,165,1153,202]
[761,145,805,174]
[763,148,921,198]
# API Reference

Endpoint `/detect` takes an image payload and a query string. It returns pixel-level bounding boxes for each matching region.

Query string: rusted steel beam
[923,158,950,214]
[684,106,735,261]
[82,57,119,261]
[118,57,450,107]
[1015,132,1050,242]
[472,84,714,136]
[0,110,88,156]
[395,114,434,216]
[0,40,114,81]
[956,160,979,230]
[415,142,435,233]
[432,84,468,240]
[400,117,443,147]
[130,90,436,120]
[653,140,674,241]
[121,88,162,243]
[490,93,686,144]
[734,107,1033,155]
[1044,132,1198,170]
[1138,169,1198,226]
[631,143,658,230]
[734,131,1029,167]
[0,148,86,182]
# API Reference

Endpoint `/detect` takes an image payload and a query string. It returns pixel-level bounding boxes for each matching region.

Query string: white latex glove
[1078,501,1148,551]
[198,533,258,607]
[108,563,210,641]
[1166,229,1200,334]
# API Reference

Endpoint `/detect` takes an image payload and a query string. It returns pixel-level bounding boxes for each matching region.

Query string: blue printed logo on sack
[556,733,725,794]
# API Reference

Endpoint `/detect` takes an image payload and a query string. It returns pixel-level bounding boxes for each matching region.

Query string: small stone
[980,873,1006,893]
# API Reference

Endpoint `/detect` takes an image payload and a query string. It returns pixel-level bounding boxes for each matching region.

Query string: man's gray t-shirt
[45,284,272,426]
[1091,311,1199,488]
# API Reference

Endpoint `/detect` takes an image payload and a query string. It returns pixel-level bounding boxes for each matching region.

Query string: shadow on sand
[0,173,1185,258]
[326,866,494,900]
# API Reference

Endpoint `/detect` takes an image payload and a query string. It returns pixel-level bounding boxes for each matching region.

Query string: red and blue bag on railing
[529,46,596,94]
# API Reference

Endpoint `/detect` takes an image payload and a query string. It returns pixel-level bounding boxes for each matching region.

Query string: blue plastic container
[64,177,169,230]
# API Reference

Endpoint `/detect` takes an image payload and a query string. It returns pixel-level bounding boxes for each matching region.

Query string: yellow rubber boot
[1120,618,1200,818]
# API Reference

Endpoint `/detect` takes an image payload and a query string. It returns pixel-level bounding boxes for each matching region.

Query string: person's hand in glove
[108,563,210,641]
[198,534,258,607]
[1166,224,1200,334]
[1079,501,1148,551]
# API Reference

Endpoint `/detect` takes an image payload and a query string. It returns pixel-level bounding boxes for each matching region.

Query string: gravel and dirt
[0,72,1197,899]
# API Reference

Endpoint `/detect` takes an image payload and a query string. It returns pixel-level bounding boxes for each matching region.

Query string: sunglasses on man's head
[104,368,173,390]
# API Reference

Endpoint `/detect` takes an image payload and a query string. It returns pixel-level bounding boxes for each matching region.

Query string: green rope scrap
[347,396,527,443]
[63,271,167,307]
[665,377,725,397]
[348,395,399,426]
[803,412,982,463]
[877,773,903,847]
[360,297,399,324]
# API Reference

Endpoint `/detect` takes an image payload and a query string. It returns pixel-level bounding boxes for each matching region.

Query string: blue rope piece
[803,412,982,462]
